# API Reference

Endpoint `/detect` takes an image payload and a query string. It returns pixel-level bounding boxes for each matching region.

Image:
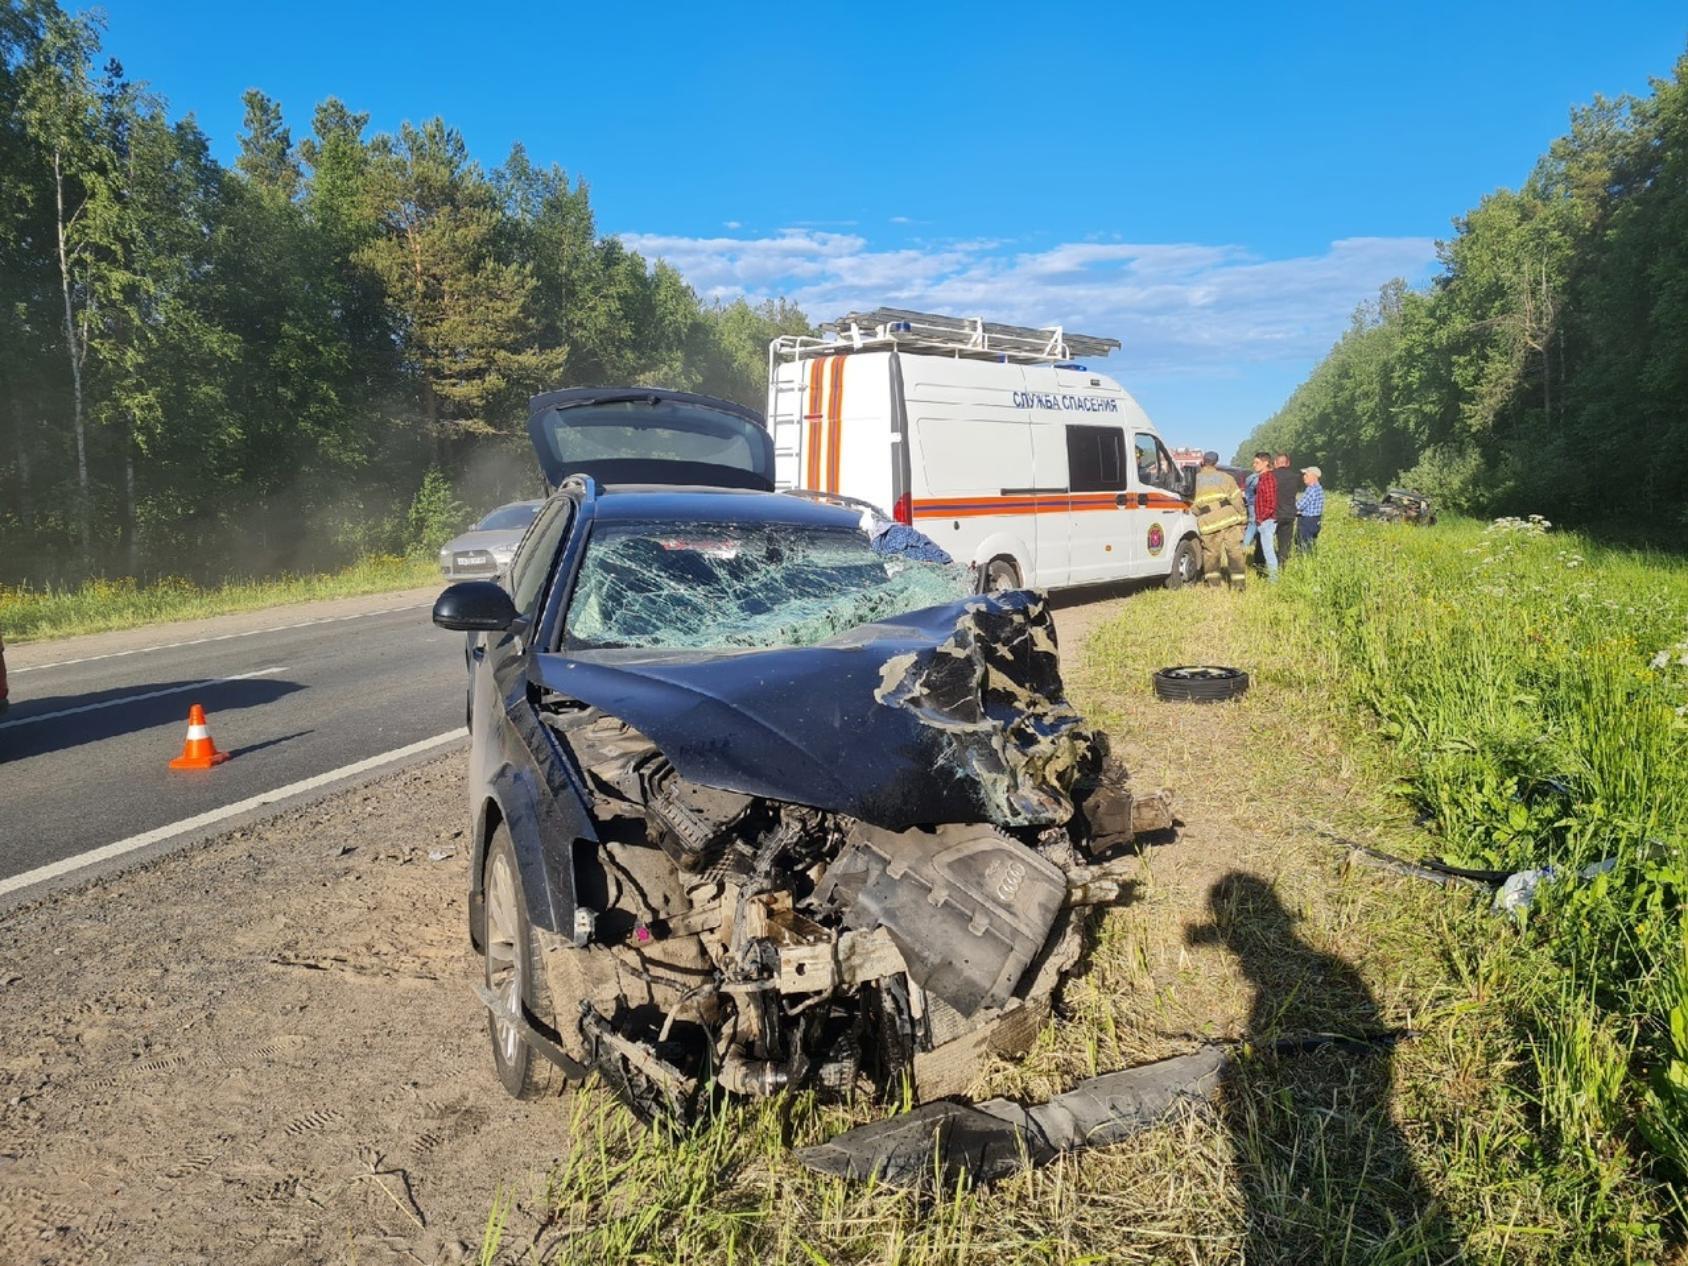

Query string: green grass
[1266,509,1688,1200]
[0,553,441,643]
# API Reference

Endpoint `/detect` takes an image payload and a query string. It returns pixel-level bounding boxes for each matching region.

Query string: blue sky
[101,1,1686,455]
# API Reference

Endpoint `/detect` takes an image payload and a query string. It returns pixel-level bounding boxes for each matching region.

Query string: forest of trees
[1241,50,1688,532]
[0,1,809,587]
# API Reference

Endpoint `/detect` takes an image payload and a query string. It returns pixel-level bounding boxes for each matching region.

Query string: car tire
[1152,665,1250,703]
[981,556,1021,594]
[1165,536,1201,590]
[483,825,564,1100]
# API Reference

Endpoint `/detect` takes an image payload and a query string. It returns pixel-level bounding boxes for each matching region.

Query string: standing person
[1242,464,1260,555]
[1272,453,1298,564]
[1296,465,1326,550]
[1249,452,1280,580]
[1192,451,1248,589]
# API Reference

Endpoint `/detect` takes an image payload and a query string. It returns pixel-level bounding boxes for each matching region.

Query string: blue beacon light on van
[1055,362,1088,371]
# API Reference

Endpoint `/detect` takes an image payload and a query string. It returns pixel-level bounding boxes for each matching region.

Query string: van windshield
[565,520,969,651]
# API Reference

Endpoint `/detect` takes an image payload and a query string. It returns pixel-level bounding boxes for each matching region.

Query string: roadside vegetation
[1241,48,1688,533]
[472,511,1685,1264]
[0,467,476,642]
[1269,510,1688,1231]
[0,552,440,643]
[0,2,809,593]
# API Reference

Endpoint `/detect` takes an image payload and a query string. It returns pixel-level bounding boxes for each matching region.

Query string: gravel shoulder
[0,755,553,1266]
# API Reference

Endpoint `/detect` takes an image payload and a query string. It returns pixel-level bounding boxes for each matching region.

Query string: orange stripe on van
[908,493,1186,519]
[804,358,826,489]
[826,356,845,492]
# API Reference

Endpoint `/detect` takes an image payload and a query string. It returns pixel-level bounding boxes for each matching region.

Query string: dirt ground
[0,584,1415,1265]
[0,758,545,1265]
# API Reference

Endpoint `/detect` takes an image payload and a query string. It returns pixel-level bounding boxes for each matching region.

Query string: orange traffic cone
[169,703,230,769]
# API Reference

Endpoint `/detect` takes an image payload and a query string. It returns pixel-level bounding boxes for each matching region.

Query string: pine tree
[359,118,562,449]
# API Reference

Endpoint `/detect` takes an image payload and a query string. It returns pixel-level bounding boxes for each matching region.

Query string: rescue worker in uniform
[1191,451,1248,589]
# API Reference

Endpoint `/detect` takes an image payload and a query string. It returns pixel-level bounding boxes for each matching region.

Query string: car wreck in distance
[433,387,1175,1147]
[1351,487,1436,525]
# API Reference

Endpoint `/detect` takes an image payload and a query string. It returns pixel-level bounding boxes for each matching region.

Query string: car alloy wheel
[485,848,523,1069]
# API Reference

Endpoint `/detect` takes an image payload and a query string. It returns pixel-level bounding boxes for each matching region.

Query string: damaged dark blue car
[432,387,1175,1154]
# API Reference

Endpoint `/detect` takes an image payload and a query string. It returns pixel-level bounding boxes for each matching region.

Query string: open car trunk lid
[528,388,775,491]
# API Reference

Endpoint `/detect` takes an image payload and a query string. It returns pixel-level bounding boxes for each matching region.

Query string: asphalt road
[0,594,468,906]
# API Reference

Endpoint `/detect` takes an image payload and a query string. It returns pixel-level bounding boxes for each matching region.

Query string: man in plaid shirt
[1248,452,1279,579]
[1296,466,1326,550]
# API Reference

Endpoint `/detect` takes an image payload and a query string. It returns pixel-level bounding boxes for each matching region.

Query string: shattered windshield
[565,519,971,651]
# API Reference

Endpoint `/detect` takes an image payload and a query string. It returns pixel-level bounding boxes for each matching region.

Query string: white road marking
[9,601,435,674]
[0,666,288,730]
[0,727,469,900]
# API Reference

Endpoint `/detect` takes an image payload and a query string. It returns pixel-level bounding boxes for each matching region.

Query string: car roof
[583,485,864,531]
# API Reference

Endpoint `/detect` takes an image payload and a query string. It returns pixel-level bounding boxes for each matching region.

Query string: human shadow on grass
[1189,872,1459,1265]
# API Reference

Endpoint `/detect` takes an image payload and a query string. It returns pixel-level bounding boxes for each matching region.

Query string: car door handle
[1117,492,1146,508]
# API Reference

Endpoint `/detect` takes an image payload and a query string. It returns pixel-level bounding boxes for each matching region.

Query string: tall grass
[1268,509,1688,1186]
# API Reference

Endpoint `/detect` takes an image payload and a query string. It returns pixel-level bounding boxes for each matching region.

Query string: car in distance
[438,500,544,579]
[0,630,8,717]
[431,387,1174,1131]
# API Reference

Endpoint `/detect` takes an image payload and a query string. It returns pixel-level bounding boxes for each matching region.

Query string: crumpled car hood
[535,590,1100,832]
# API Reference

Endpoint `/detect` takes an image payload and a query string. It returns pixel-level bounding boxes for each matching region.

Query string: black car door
[470,498,574,792]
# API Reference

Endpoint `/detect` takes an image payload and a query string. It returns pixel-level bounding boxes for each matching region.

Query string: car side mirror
[1181,467,1196,498]
[433,580,520,632]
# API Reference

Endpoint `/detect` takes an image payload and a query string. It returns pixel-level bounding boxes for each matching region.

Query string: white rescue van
[767,309,1202,592]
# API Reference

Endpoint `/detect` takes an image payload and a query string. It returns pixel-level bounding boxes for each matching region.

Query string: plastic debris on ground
[1493,856,1618,918]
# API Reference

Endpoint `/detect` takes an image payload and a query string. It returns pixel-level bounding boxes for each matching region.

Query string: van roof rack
[775,308,1120,366]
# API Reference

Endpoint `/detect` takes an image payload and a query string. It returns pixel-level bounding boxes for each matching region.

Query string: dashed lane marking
[9,601,435,675]
[0,666,288,730]
[0,728,469,901]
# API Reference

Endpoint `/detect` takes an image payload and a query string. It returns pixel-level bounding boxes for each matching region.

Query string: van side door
[1063,424,1132,585]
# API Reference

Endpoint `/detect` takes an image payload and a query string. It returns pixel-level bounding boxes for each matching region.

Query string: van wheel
[1165,537,1201,589]
[981,556,1021,594]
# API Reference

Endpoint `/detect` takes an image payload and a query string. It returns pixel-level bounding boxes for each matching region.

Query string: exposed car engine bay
[527,593,1175,1129]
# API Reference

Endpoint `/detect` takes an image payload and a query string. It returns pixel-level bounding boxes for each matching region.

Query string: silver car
[438,501,543,579]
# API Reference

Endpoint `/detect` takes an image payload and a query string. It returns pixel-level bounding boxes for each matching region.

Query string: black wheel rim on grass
[1152,664,1250,703]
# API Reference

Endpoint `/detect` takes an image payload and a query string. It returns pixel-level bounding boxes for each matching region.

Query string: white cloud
[616,228,1438,375]
[722,220,742,229]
